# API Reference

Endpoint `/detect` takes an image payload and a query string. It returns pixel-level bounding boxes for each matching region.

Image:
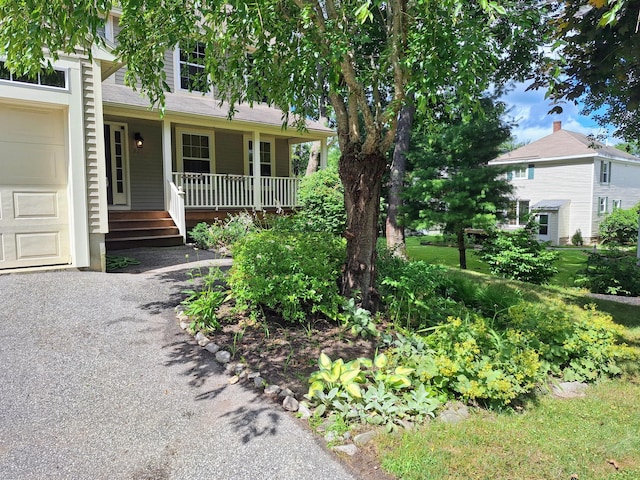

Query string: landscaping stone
[297,402,312,420]
[283,396,299,412]
[253,376,265,389]
[279,387,295,398]
[204,343,220,354]
[264,384,281,396]
[551,381,588,399]
[234,363,246,375]
[332,444,359,456]
[228,375,240,385]
[324,431,337,443]
[214,350,231,364]
[353,431,376,446]
[439,401,470,424]
[179,320,191,330]
[247,372,261,379]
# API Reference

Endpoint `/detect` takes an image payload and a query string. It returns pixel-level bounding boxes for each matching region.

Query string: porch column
[162,119,172,210]
[320,137,328,169]
[252,131,262,211]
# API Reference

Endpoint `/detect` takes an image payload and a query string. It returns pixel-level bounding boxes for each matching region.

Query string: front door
[104,122,129,206]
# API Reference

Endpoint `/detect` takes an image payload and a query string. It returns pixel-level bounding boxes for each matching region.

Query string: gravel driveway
[0,264,357,480]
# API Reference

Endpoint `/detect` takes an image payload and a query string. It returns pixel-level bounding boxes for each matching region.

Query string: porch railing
[167,180,186,240]
[172,172,301,210]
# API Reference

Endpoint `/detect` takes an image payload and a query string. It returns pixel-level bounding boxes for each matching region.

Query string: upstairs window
[600,161,611,184]
[178,42,208,92]
[512,166,527,179]
[508,164,534,180]
[612,199,622,210]
[598,196,608,215]
[0,61,66,89]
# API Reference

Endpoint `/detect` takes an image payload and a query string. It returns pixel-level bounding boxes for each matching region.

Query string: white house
[489,121,640,245]
[0,9,333,273]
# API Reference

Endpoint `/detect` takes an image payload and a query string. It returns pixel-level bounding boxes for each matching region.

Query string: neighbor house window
[0,61,66,89]
[513,166,527,179]
[180,132,212,173]
[507,200,530,226]
[538,214,549,235]
[598,196,608,215]
[178,42,208,92]
[612,199,622,210]
[600,161,611,183]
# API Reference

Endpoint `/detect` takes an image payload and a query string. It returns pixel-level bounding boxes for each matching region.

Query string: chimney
[553,121,562,132]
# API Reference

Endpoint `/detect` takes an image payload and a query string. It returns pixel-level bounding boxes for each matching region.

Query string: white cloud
[500,82,619,145]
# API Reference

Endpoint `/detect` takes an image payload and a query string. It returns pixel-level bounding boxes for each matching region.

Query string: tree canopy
[0,0,549,308]
[542,0,640,141]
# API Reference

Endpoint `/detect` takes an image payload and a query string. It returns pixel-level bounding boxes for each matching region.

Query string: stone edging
[174,306,377,457]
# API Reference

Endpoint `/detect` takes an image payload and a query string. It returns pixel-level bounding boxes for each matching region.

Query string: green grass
[372,265,640,480]
[405,236,592,287]
[377,378,640,479]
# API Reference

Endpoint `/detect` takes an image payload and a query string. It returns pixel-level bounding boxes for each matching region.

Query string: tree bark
[305,141,321,176]
[339,143,388,311]
[385,101,415,258]
[457,228,467,270]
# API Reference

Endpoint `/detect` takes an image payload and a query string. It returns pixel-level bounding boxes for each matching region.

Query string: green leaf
[318,352,332,370]
[345,382,363,399]
[374,353,388,369]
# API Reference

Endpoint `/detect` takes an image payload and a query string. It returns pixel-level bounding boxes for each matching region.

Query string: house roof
[491,124,640,164]
[101,83,334,138]
[531,199,570,211]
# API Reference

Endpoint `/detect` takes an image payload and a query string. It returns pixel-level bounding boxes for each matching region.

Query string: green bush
[599,203,639,245]
[507,300,632,381]
[189,212,259,250]
[296,167,346,235]
[576,247,640,296]
[475,220,559,284]
[228,230,345,322]
[571,229,584,246]
[181,267,228,334]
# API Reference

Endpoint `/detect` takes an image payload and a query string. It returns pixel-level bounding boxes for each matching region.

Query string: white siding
[591,159,640,239]
[511,159,594,239]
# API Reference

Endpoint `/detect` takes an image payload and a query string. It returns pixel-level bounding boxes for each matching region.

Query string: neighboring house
[489,121,640,245]
[0,10,333,273]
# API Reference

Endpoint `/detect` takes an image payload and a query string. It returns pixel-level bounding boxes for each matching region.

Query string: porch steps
[106,211,184,250]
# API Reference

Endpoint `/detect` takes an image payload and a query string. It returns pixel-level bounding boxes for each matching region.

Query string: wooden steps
[107,211,184,250]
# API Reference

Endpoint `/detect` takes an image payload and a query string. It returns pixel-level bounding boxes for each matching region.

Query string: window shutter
[527,164,535,179]
[608,162,612,183]
[507,171,513,180]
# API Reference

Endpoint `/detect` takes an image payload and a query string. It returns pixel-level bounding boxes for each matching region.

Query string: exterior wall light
[134,132,144,148]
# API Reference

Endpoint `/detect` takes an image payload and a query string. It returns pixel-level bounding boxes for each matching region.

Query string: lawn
[405,236,592,287]
[373,268,640,480]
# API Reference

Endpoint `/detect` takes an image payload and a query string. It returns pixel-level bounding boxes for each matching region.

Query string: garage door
[0,103,70,270]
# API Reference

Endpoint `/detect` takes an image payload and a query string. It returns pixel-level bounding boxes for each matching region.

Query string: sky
[500,82,618,146]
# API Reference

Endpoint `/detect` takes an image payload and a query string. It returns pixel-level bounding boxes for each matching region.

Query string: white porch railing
[172,172,301,210]
[167,180,186,240]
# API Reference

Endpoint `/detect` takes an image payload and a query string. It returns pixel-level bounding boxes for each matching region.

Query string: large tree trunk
[457,228,468,270]
[305,141,321,176]
[339,143,388,311]
[385,101,415,258]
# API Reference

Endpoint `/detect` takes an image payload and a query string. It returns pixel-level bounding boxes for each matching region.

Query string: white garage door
[0,103,71,270]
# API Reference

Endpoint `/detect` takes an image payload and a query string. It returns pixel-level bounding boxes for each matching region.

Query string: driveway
[0,255,358,480]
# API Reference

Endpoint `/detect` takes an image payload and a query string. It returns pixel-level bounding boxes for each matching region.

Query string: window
[600,161,611,183]
[0,61,66,89]
[248,140,273,176]
[538,214,549,235]
[507,200,530,225]
[598,196,608,215]
[513,166,527,179]
[180,132,212,173]
[178,42,208,92]
[612,199,622,210]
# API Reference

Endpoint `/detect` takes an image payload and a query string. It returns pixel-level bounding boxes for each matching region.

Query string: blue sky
[500,82,617,145]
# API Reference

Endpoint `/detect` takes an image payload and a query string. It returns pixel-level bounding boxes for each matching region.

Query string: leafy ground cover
[182,222,639,479]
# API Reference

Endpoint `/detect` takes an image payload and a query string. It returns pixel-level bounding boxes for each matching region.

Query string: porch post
[252,131,262,211]
[320,137,328,169]
[162,119,172,210]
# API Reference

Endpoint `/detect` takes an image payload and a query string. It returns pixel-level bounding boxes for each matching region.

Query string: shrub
[571,229,584,246]
[296,167,346,235]
[181,267,228,334]
[475,220,559,284]
[599,203,639,245]
[379,260,458,329]
[189,212,259,250]
[228,230,345,322]
[575,247,640,296]
[507,300,633,381]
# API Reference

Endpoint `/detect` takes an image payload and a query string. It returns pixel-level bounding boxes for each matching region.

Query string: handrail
[167,180,186,240]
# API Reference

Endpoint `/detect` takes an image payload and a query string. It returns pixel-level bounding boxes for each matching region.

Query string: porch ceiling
[102,83,333,141]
